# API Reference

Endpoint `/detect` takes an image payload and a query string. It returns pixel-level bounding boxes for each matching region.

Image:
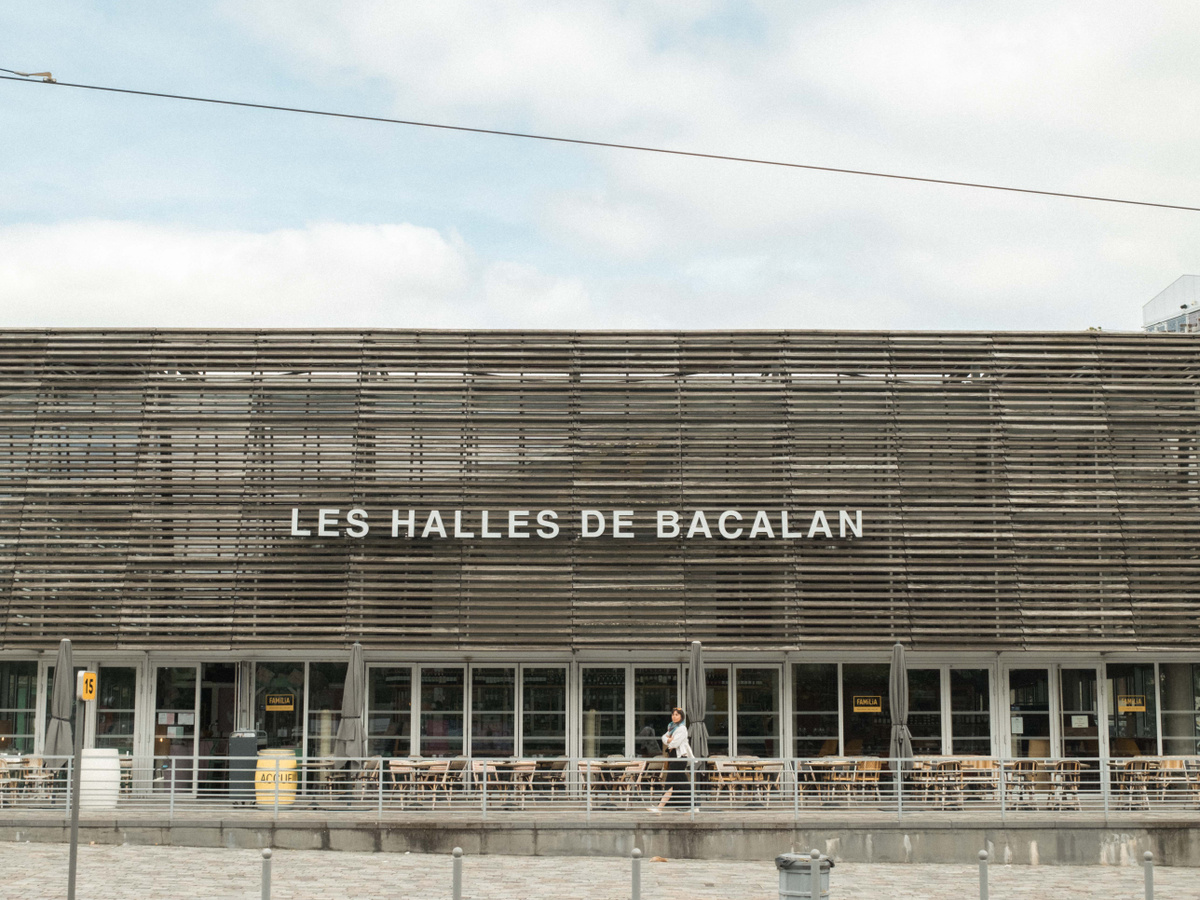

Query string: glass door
[254,662,304,750]
[734,667,780,757]
[580,667,625,758]
[633,668,678,758]
[1060,667,1100,759]
[471,667,516,757]
[155,666,198,792]
[96,666,138,755]
[1007,668,1052,758]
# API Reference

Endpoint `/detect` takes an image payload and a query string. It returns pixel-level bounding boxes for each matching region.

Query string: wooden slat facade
[0,329,1197,654]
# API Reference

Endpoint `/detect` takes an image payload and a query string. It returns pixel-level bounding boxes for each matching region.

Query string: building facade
[1,330,1198,778]
[1144,274,1200,333]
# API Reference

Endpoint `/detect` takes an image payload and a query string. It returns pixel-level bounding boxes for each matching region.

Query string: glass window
[793,663,838,757]
[255,662,304,750]
[705,667,730,757]
[735,668,779,757]
[96,667,136,755]
[1008,668,1051,758]
[0,661,36,754]
[368,667,412,757]
[1106,663,1157,757]
[908,669,942,755]
[950,669,991,755]
[307,662,347,758]
[843,664,890,756]
[634,668,677,758]
[581,668,625,758]
[522,668,566,758]
[1160,663,1200,755]
[420,667,464,757]
[471,667,515,757]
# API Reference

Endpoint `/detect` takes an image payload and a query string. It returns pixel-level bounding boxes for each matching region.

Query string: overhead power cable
[2,71,1198,213]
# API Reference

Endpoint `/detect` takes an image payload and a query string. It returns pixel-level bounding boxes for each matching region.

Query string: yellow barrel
[255,749,298,807]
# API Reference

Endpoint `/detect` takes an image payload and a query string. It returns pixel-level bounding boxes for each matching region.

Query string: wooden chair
[537,758,569,796]
[119,756,134,795]
[352,756,382,801]
[756,761,785,804]
[1156,758,1191,805]
[22,757,54,802]
[614,760,646,806]
[387,759,418,808]
[793,761,822,807]
[0,761,17,807]
[1186,757,1200,805]
[931,759,964,809]
[708,758,741,804]
[1049,759,1082,810]
[1006,759,1040,809]
[417,760,452,807]
[643,758,668,797]
[577,760,605,803]
[960,758,999,803]
[827,760,859,804]
[507,760,538,809]
[854,759,885,803]
[1118,758,1156,810]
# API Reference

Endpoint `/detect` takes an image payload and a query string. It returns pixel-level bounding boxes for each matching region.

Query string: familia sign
[289,507,864,541]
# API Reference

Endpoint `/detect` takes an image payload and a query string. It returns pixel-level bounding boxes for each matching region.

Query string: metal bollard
[810,848,822,900]
[978,850,988,900]
[452,846,463,900]
[1143,850,1154,900]
[631,848,642,900]
[261,848,272,900]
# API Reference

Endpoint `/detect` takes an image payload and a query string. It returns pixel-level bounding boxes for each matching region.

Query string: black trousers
[665,754,691,806]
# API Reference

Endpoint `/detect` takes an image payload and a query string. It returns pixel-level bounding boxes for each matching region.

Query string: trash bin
[775,850,833,900]
[229,730,266,804]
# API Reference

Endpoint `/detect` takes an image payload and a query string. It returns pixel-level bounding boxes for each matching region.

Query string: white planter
[79,748,121,810]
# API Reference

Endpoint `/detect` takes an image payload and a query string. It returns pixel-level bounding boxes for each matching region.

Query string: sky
[2,1,1199,331]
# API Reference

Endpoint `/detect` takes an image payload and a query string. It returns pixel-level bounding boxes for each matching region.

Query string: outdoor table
[804,758,852,803]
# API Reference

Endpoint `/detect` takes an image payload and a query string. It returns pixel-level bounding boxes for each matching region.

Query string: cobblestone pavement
[1,842,1196,900]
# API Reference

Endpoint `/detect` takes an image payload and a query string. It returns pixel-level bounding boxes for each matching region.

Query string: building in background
[1144,274,1200,332]
[0,329,1198,778]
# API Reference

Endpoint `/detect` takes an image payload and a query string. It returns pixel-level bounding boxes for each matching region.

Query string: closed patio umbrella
[888,642,914,774]
[44,638,74,768]
[332,642,366,769]
[686,641,709,758]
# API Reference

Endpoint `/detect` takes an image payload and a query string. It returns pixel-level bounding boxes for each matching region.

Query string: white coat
[662,723,694,758]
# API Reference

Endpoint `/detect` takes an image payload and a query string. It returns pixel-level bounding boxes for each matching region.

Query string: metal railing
[2,754,1199,820]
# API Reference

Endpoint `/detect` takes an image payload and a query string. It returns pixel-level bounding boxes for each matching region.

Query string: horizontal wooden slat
[0,329,1198,653]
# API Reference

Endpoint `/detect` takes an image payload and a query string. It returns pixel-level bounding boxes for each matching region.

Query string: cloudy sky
[3,2,1199,330]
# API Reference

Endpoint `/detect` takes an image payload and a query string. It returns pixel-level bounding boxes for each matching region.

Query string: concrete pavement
[2,842,1195,899]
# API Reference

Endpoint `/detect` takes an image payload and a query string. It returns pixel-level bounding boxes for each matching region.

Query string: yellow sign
[853,695,882,713]
[265,692,295,712]
[1118,694,1146,713]
[77,671,97,702]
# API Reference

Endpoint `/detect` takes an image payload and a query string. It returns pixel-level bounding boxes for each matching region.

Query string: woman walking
[648,707,694,812]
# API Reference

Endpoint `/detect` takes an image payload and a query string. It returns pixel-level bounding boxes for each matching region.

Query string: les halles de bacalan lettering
[288,507,865,540]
